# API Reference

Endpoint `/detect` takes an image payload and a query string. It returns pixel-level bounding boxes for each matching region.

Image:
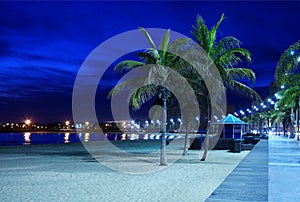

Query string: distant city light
[25,119,31,125]
[65,121,70,126]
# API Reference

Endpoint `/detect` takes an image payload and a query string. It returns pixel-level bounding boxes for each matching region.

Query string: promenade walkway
[269,135,300,201]
[206,134,300,201]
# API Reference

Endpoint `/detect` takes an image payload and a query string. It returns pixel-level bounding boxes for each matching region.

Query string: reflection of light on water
[24,132,31,144]
[150,134,155,140]
[84,133,90,142]
[121,134,126,141]
[168,135,175,139]
[64,133,70,143]
[143,134,149,140]
[129,134,139,140]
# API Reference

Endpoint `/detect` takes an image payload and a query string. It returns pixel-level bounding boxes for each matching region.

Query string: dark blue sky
[1,1,300,123]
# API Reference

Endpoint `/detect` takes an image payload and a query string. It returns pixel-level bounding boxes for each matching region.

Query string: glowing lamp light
[297,57,300,62]
[65,121,70,126]
[25,119,31,125]
[290,50,295,55]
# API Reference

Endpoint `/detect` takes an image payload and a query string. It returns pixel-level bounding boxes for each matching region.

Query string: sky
[1,1,300,123]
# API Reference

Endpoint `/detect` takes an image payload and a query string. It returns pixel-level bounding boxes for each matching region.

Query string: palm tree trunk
[296,106,299,132]
[283,121,287,136]
[183,123,189,156]
[290,108,295,138]
[160,93,168,166]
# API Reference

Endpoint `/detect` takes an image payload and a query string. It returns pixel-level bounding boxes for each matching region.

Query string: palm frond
[215,36,242,57]
[215,48,251,68]
[159,29,171,61]
[108,76,147,98]
[114,60,145,73]
[275,40,300,82]
[225,68,256,84]
[130,85,159,110]
[276,87,300,108]
[227,80,262,101]
[191,14,210,52]
[209,13,225,54]
[138,27,157,49]
[144,49,161,62]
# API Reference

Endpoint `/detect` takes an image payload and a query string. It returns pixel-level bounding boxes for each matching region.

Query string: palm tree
[109,28,199,165]
[275,80,300,137]
[275,41,300,138]
[191,13,261,102]
[269,108,290,136]
[190,13,261,160]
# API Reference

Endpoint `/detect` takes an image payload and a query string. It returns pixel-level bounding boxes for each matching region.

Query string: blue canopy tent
[213,114,247,139]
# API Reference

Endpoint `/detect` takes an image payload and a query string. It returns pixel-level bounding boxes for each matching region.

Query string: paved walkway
[269,135,300,202]
[206,139,268,201]
[206,135,300,201]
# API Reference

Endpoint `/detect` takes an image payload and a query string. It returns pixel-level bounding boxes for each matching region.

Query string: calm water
[0,132,176,146]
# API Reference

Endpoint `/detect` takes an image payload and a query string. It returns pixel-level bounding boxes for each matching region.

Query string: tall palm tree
[109,28,198,165]
[269,108,290,136]
[275,76,300,137]
[275,41,300,138]
[191,13,261,127]
[192,13,261,99]
[191,13,261,160]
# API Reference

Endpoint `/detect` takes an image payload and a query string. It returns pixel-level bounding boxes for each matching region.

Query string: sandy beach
[0,139,249,201]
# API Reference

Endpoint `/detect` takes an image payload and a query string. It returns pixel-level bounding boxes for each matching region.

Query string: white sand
[0,140,249,201]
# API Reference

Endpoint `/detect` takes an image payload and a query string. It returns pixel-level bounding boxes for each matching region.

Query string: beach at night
[0,140,249,201]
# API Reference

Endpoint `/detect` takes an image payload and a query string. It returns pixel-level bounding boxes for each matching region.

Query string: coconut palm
[275,41,300,137]
[191,13,261,160]
[109,28,200,165]
[191,13,261,101]
[191,14,261,128]
[269,108,290,136]
[275,76,300,137]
